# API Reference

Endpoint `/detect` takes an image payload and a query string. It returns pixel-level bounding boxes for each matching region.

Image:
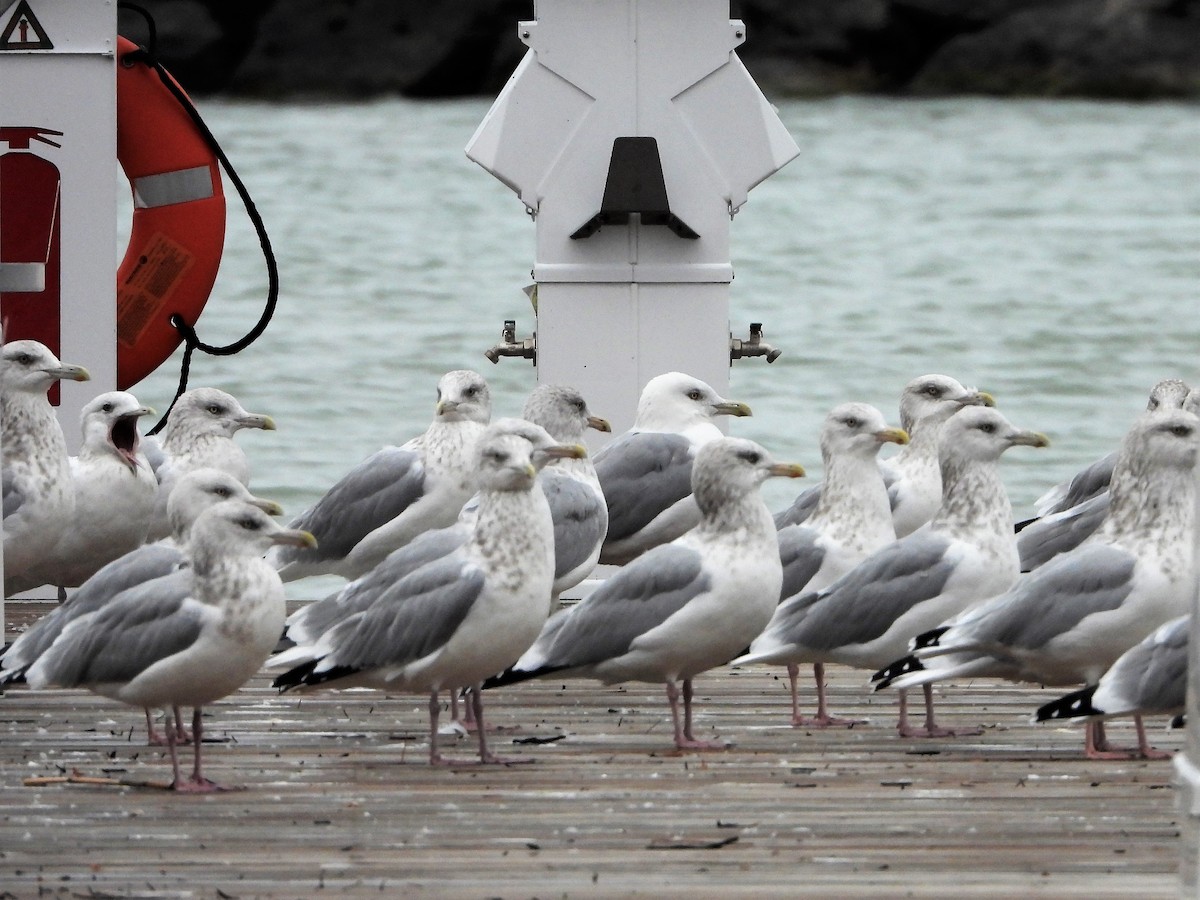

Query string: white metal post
[466,0,799,436]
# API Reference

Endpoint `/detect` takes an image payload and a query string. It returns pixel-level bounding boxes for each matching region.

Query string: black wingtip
[1035,685,1099,722]
[871,656,924,690]
[0,666,29,687]
[1014,516,1038,534]
[481,664,566,692]
[912,626,950,651]
[272,660,360,692]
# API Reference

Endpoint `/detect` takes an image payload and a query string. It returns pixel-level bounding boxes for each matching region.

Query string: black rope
[119,3,279,434]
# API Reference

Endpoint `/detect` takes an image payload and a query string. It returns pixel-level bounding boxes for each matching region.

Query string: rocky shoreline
[120,0,1200,99]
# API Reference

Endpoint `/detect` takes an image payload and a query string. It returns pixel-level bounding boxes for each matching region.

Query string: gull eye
[573,399,586,412]
[101,402,114,413]
[206,403,224,415]
[238,516,261,532]
[15,352,34,366]
[978,422,996,434]
[463,385,478,398]
[1148,398,1160,411]
[1170,424,1193,438]
[842,416,861,429]
[737,449,762,464]
[686,389,703,401]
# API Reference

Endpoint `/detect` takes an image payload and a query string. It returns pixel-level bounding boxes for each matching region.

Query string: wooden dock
[1,601,1184,898]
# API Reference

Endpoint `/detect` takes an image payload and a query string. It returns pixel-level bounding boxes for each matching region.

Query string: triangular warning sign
[0,0,53,51]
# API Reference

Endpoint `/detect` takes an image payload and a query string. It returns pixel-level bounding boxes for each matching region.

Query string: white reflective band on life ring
[0,262,46,292]
[133,165,215,209]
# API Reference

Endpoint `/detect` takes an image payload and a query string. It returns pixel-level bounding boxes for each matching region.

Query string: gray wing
[1040,451,1117,516]
[541,471,607,580]
[30,571,204,688]
[774,485,820,529]
[285,524,470,644]
[3,467,23,520]
[595,432,694,543]
[1110,616,1189,713]
[1018,493,1109,571]
[785,532,956,652]
[2,543,184,675]
[538,543,710,669]
[984,543,1136,651]
[322,554,487,672]
[776,525,826,602]
[276,446,427,564]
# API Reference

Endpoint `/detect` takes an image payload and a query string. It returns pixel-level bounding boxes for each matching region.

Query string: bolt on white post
[466,0,799,438]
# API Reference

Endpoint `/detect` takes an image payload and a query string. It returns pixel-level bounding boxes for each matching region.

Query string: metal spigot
[730,322,781,363]
[484,319,536,365]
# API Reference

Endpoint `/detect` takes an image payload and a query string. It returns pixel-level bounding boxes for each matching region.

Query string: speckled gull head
[0,338,90,395]
[897,374,994,434]
[1145,378,1191,412]
[186,499,315,568]
[162,387,275,440]
[166,468,283,541]
[521,383,612,442]
[634,372,752,432]
[691,437,805,515]
[937,405,1049,470]
[434,370,492,424]
[1116,408,1200,483]
[483,417,588,473]
[820,402,909,464]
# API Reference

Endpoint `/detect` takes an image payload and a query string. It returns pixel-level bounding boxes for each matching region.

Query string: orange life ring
[115,35,225,389]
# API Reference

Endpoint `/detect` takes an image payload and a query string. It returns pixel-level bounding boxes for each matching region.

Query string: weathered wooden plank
[0,601,1181,897]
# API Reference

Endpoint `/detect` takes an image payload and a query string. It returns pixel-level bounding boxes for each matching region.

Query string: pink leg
[791,663,865,728]
[666,680,725,751]
[171,707,229,793]
[1134,715,1173,760]
[1084,717,1172,760]
[145,708,167,746]
[896,685,978,738]
[174,706,193,743]
[470,685,531,765]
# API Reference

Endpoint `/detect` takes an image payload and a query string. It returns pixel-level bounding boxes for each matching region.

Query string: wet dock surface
[1,601,1183,898]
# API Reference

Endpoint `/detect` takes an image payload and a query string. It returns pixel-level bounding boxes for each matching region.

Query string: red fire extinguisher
[0,125,64,403]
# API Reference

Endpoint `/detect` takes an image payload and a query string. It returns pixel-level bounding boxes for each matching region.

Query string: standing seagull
[271,429,581,765]
[268,369,491,582]
[1,469,283,744]
[1035,615,1188,760]
[144,387,276,541]
[26,501,315,792]
[596,372,752,566]
[9,391,157,595]
[737,407,1047,738]
[775,374,993,535]
[773,403,907,726]
[489,438,804,751]
[1,339,91,594]
[874,409,1199,757]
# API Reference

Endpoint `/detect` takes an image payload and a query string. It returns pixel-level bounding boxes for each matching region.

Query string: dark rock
[114,0,1200,99]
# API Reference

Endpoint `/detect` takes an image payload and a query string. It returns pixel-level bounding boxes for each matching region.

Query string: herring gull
[738,406,1047,738]
[0,469,283,745]
[775,374,993,536]
[595,372,751,566]
[270,429,583,765]
[8,391,156,595]
[771,402,907,726]
[1035,615,1188,759]
[144,387,276,541]
[268,369,491,582]
[25,500,314,791]
[1,339,91,594]
[873,409,1199,757]
[487,438,804,751]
